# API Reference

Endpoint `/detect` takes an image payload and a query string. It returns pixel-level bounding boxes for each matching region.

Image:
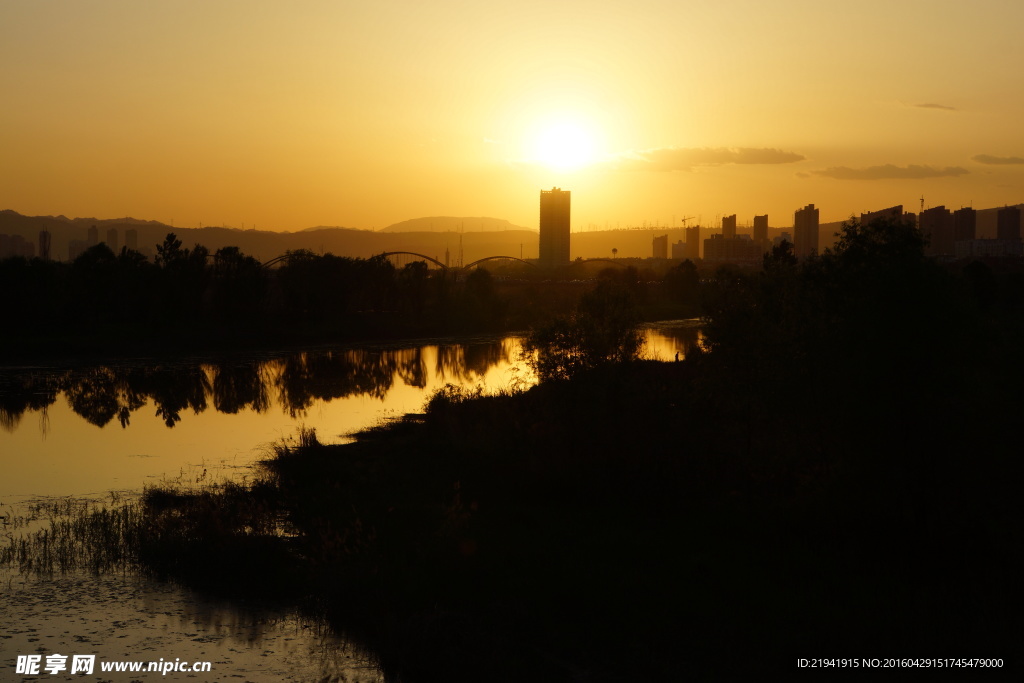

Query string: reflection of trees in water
[0,372,61,432]
[122,365,210,428]
[54,365,212,429]
[209,363,269,415]
[647,326,704,359]
[0,340,520,432]
[435,340,513,384]
[62,367,146,428]
[395,348,427,389]
[273,350,400,418]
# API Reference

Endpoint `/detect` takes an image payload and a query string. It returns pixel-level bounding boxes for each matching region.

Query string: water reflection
[0,338,521,435]
[642,320,705,361]
[0,327,705,436]
[0,569,383,682]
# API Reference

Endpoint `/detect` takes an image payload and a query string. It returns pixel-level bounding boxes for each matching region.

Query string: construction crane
[679,216,696,227]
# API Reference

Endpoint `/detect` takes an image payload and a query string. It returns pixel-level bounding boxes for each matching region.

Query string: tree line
[0,233,512,349]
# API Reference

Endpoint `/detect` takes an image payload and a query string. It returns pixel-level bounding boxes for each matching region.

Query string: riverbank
[0,286,693,367]
[125,355,1020,680]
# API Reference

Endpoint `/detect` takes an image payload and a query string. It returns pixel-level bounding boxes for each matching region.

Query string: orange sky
[3,0,1024,231]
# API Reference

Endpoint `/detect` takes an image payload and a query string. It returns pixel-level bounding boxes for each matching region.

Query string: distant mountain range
[379,217,529,233]
[0,210,537,264]
[2,205,1021,263]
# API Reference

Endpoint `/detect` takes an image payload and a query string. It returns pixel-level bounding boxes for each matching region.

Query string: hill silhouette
[380,216,530,233]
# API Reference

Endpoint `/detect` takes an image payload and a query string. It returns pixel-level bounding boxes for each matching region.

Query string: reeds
[0,493,145,574]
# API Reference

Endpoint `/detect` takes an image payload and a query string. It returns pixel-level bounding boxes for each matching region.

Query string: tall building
[860,205,908,227]
[652,234,668,259]
[954,207,976,243]
[539,187,571,267]
[721,214,737,240]
[753,214,768,244]
[87,225,99,246]
[997,205,1021,242]
[0,234,35,258]
[919,206,954,256]
[125,228,138,251]
[106,228,119,253]
[685,225,700,260]
[793,203,819,259]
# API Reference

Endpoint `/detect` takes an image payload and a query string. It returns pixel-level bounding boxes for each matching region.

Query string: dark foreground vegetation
[7,218,1022,679]
[0,233,697,359]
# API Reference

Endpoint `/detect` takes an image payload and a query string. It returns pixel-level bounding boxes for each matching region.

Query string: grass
[0,492,144,575]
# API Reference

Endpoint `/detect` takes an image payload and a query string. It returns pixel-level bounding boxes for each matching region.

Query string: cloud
[617,146,805,171]
[813,164,969,180]
[972,154,1024,165]
[913,102,956,111]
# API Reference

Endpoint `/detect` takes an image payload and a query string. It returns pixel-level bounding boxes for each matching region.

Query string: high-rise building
[753,214,768,245]
[0,234,35,258]
[685,225,700,260]
[793,203,819,259]
[919,206,954,256]
[860,205,905,227]
[125,228,138,251]
[954,207,976,243]
[87,225,99,246]
[106,228,119,253]
[997,205,1021,242]
[539,187,571,267]
[653,234,668,259]
[722,214,737,240]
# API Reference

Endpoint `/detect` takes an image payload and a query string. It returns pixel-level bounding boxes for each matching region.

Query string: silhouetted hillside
[0,211,535,263]
[380,216,529,233]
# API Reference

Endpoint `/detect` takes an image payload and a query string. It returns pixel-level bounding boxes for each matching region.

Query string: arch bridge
[262,251,539,271]
[574,258,631,268]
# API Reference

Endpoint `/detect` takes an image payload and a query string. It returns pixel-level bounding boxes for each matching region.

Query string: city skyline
[3,2,1024,233]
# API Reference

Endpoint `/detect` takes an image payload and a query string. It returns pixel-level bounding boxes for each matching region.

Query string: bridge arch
[463,255,538,270]
[261,253,292,268]
[379,251,449,270]
[576,258,630,268]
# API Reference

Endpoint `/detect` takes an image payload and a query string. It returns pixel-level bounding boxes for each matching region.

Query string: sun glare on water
[531,122,598,171]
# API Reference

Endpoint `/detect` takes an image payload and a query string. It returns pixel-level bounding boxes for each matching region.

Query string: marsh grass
[0,463,296,588]
[0,492,145,575]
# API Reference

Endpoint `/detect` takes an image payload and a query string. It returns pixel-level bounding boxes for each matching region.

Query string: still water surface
[1,323,702,501]
[0,323,701,681]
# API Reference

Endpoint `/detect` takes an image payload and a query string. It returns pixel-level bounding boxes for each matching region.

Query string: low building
[954,239,1024,259]
[703,234,763,266]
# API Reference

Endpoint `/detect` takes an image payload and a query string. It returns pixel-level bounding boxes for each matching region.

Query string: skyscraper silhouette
[721,214,737,240]
[753,214,768,245]
[997,205,1021,242]
[539,188,570,267]
[794,204,819,259]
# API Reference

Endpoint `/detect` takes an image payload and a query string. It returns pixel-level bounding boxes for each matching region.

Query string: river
[0,322,702,681]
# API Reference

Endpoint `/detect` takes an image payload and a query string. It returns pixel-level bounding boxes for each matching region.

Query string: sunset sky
[3,0,1024,232]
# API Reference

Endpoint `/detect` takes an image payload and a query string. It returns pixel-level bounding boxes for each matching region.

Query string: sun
[530,122,598,171]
